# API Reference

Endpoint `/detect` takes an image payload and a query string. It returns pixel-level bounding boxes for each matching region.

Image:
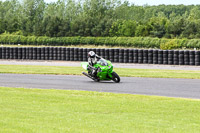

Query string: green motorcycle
[81,58,120,83]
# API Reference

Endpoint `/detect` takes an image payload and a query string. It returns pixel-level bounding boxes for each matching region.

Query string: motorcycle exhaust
[82,72,96,81]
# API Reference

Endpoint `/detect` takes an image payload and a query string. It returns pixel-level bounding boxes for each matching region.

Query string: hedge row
[1,35,200,49]
[0,47,200,66]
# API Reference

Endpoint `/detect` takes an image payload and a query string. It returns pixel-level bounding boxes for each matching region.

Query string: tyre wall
[0,47,200,66]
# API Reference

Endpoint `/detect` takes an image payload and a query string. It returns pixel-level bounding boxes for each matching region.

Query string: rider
[88,51,101,78]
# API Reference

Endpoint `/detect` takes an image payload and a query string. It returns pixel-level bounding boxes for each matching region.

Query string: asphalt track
[0,73,200,99]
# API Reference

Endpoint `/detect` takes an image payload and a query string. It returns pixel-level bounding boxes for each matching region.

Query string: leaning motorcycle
[81,58,120,83]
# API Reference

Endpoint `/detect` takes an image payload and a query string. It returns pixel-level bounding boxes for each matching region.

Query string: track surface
[1,73,200,99]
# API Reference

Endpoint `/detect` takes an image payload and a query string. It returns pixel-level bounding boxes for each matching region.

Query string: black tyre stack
[96,48,100,58]
[138,49,143,64]
[189,51,195,65]
[179,50,184,65]
[143,50,148,64]
[13,47,18,59]
[119,49,124,63]
[10,47,14,59]
[128,49,133,63]
[133,49,138,63]
[53,47,57,60]
[163,50,168,65]
[114,49,119,63]
[6,47,10,59]
[82,48,87,61]
[184,50,189,65]
[66,48,70,61]
[61,47,66,60]
[10,47,13,59]
[37,47,41,60]
[41,47,45,60]
[2,47,6,59]
[74,48,79,61]
[18,47,22,59]
[32,47,37,60]
[26,47,29,60]
[49,47,53,60]
[70,48,74,61]
[153,50,158,64]
[168,50,174,65]
[148,49,153,64]
[0,47,200,66]
[78,48,83,61]
[173,50,179,65]
[124,49,129,63]
[158,50,163,64]
[57,47,61,60]
[195,51,200,66]
[28,47,33,60]
[109,49,114,62]
[105,49,109,60]
[45,47,49,60]
[100,49,105,59]
[21,47,26,60]
[0,47,2,59]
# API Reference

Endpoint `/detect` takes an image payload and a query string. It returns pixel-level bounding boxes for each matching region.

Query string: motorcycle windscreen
[81,62,88,70]
[97,59,108,66]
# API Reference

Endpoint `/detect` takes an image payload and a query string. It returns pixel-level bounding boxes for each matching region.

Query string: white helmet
[88,51,96,58]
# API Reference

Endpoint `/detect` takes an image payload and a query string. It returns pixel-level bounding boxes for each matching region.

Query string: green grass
[0,64,200,79]
[0,87,200,132]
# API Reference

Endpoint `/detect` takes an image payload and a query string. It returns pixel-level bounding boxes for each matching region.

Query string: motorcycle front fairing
[94,59,113,80]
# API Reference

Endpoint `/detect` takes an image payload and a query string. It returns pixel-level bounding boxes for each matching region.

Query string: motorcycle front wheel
[112,72,120,83]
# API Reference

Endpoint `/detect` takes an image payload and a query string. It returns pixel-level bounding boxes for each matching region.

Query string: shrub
[160,40,180,50]
[1,34,200,50]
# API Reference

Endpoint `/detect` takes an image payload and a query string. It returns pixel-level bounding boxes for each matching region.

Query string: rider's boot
[92,69,100,81]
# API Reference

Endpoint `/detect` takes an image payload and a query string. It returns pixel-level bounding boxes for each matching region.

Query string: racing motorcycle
[81,58,120,83]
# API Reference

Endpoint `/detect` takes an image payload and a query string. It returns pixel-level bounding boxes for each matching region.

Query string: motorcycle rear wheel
[112,72,120,83]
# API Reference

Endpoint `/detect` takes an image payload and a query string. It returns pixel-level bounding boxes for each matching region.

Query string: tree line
[1,0,200,39]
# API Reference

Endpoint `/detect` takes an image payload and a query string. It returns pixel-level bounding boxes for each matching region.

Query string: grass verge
[0,87,200,132]
[0,64,200,79]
